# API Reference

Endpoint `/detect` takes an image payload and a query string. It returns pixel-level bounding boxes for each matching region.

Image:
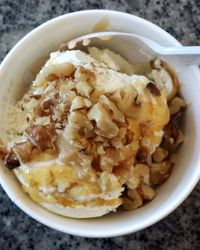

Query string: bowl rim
[0,9,200,238]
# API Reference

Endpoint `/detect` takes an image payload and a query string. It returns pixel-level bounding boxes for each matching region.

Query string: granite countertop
[0,0,200,249]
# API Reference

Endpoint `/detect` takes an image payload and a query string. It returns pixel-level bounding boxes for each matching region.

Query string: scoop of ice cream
[2,47,182,218]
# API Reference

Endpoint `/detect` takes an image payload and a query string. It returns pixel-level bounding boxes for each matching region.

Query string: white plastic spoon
[67,31,200,65]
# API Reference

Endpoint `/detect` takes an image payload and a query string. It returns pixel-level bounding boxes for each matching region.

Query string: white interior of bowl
[0,10,200,238]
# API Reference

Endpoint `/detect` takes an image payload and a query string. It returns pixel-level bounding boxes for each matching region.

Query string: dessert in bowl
[0,10,200,237]
[1,46,185,218]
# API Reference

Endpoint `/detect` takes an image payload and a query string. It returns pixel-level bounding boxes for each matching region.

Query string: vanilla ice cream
[0,47,185,218]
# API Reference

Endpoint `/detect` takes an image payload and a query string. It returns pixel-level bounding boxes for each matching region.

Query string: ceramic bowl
[0,10,200,238]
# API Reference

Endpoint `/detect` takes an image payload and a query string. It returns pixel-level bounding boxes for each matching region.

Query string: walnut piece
[127,164,150,189]
[110,85,139,118]
[146,82,161,96]
[25,125,57,151]
[70,96,92,111]
[139,184,155,200]
[123,189,143,210]
[64,111,93,149]
[150,161,173,185]
[4,150,20,169]
[169,96,186,115]
[162,122,184,152]
[13,141,33,162]
[88,103,119,138]
[136,146,149,163]
[152,147,168,163]
[76,81,94,98]
[75,66,95,86]
[43,63,75,81]
[113,160,134,184]
[68,111,93,131]
[99,95,124,122]
[100,147,122,172]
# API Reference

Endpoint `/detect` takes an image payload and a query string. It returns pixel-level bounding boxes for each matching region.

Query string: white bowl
[0,10,200,238]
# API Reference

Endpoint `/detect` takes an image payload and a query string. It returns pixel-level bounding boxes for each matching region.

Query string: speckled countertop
[0,0,200,249]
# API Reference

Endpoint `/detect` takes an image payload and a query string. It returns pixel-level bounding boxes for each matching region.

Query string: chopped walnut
[98,171,122,193]
[68,111,93,131]
[124,129,134,145]
[59,81,76,100]
[146,82,161,96]
[74,66,95,86]
[169,96,186,115]
[123,189,143,210]
[88,103,119,138]
[30,94,41,100]
[41,98,56,110]
[99,95,124,122]
[162,122,184,152]
[149,59,179,101]
[139,184,155,200]
[70,96,92,111]
[127,164,150,189]
[150,161,173,185]
[63,126,85,148]
[60,90,77,107]
[113,160,134,184]
[100,155,116,172]
[111,128,126,148]
[121,140,139,160]
[76,81,94,98]
[94,135,105,142]
[63,110,93,149]
[152,147,168,163]
[13,141,33,163]
[43,63,75,81]
[100,147,122,172]
[4,150,20,169]
[35,116,51,126]
[110,85,139,118]
[136,146,149,163]
[25,125,57,151]
[97,145,105,156]
[59,146,78,164]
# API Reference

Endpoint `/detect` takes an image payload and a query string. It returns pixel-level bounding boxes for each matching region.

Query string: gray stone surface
[0,0,200,249]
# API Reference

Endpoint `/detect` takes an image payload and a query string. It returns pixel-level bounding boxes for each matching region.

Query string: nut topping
[2,48,185,215]
[146,82,161,96]
[13,141,33,163]
[25,125,57,151]
[4,151,20,169]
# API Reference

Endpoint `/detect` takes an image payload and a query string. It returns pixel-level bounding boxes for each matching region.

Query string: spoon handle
[161,46,200,65]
